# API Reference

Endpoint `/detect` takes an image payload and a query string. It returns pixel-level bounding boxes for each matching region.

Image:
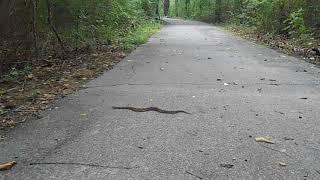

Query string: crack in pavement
[29,162,139,170]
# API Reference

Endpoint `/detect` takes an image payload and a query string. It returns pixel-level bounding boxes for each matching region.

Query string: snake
[112,106,191,115]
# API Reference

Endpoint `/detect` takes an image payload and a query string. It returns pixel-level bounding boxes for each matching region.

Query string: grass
[118,21,161,50]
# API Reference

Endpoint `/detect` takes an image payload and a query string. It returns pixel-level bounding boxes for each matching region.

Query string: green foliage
[171,0,319,42]
[55,0,160,48]
[284,9,309,38]
[2,65,32,82]
[1,0,161,51]
[0,0,162,75]
[118,21,161,50]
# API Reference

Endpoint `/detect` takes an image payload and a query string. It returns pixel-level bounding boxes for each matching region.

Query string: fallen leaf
[119,52,126,58]
[279,162,287,167]
[255,136,274,144]
[0,161,17,171]
[92,53,99,57]
[257,88,262,93]
[27,74,34,79]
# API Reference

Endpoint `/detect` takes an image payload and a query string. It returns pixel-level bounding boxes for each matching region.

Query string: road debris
[186,170,203,179]
[0,161,17,171]
[220,164,234,169]
[275,111,285,115]
[255,136,274,144]
[279,162,287,167]
[283,137,294,141]
[270,83,279,86]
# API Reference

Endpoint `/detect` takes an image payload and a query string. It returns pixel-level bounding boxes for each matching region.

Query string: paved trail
[1,18,320,179]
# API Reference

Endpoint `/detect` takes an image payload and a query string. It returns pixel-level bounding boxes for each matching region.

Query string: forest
[1,0,319,75]
[171,0,319,36]
[0,0,161,74]
[170,0,320,57]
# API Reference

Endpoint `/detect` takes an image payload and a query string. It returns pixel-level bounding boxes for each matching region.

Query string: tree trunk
[215,0,222,22]
[163,0,170,16]
[175,0,178,16]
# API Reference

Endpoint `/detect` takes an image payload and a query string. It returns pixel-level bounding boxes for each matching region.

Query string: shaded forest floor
[225,25,320,66]
[0,46,125,128]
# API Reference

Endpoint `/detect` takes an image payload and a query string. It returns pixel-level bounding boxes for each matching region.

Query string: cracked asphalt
[1,18,320,179]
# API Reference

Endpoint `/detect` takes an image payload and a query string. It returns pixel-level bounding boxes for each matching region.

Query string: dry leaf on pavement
[255,136,274,144]
[279,162,287,167]
[0,161,17,171]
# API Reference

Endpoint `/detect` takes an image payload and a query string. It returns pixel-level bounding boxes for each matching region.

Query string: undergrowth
[118,21,161,50]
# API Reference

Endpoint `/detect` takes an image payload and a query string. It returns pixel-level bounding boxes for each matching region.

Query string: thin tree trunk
[46,0,65,53]
[163,0,170,16]
[175,0,178,16]
[32,0,38,57]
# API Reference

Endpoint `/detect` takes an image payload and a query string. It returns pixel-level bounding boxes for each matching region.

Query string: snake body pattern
[112,106,191,115]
